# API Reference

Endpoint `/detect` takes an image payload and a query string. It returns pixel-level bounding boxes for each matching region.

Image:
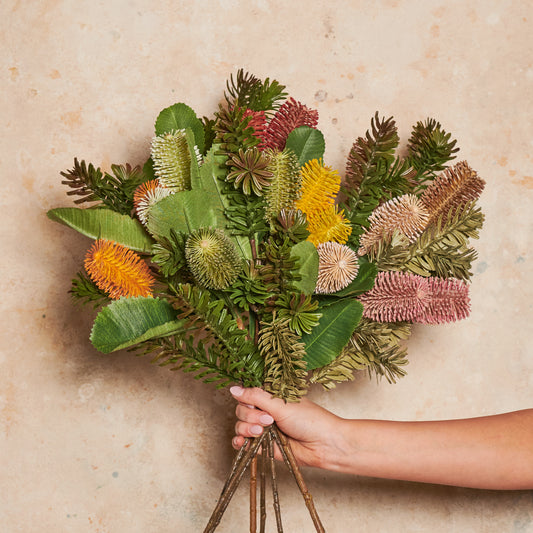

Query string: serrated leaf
[47,207,154,252]
[290,240,318,295]
[285,126,325,167]
[90,297,185,353]
[155,103,205,154]
[146,189,218,239]
[302,299,363,370]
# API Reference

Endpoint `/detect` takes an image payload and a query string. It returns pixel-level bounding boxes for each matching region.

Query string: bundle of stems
[204,423,325,532]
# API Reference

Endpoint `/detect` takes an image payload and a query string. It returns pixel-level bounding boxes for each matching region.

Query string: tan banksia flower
[358,194,430,256]
[307,204,352,246]
[151,130,191,192]
[316,242,359,294]
[133,179,173,225]
[84,239,155,299]
[420,161,485,226]
[226,147,273,195]
[185,228,242,290]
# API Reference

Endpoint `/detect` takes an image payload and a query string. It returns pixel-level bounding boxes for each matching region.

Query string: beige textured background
[2,0,532,531]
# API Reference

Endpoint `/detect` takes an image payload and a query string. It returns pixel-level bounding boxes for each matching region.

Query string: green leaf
[302,299,363,370]
[290,240,318,295]
[285,126,325,167]
[146,189,218,239]
[143,157,155,181]
[155,103,205,155]
[47,207,154,252]
[320,258,378,298]
[90,297,185,353]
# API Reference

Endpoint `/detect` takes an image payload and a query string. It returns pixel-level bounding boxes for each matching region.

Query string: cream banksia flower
[151,129,192,192]
[315,242,359,294]
[185,228,242,290]
[133,179,173,225]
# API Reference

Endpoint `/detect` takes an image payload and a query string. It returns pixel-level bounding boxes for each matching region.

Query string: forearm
[325,409,533,490]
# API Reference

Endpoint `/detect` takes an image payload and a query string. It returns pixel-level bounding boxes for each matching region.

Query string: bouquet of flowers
[48,70,484,531]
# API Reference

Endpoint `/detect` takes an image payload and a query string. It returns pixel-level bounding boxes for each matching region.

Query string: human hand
[230,386,345,469]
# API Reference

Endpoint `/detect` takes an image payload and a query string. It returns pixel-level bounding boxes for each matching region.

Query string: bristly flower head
[151,129,191,192]
[358,271,470,324]
[133,179,173,225]
[307,204,352,246]
[84,239,155,299]
[316,242,359,294]
[226,147,273,195]
[185,228,242,290]
[358,194,430,256]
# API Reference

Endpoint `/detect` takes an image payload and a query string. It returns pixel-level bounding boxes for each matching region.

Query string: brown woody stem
[250,456,257,533]
[260,446,266,533]
[267,429,283,533]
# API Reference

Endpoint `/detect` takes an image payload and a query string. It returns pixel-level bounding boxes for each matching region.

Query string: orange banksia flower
[84,239,155,299]
[133,179,173,225]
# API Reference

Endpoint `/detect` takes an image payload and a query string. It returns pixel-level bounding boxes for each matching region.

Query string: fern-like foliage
[372,202,484,280]
[69,271,111,309]
[152,229,189,278]
[60,158,147,215]
[201,115,217,155]
[310,318,410,388]
[260,236,301,294]
[142,284,263,388]
[259,317,308,401]
[406,118,459,191]
[225,69,287,115]
[222,185,269,239]
[341,114,412,247]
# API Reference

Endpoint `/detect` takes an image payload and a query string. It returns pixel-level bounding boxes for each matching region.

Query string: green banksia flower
[185,228,242,289]
[226,147,273,195]
[264,148,301,222]
[151,130,191,192]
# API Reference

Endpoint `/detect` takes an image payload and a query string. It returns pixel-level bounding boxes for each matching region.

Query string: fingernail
[232,437,240,448]
[250,425,263,435]
[259,414,274,425]
[230,386,244,397]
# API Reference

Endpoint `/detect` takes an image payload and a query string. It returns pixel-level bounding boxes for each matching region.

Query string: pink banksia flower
[358,194,430,256]
[420,161,485,225]
[359,271,470,324]
[264,98,319,151]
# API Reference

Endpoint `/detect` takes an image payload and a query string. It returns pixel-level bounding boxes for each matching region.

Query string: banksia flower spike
[133,179,173,225]
[84,239,155,299]
[295,159,341,217]
[243,109,268,150]
[264,97,319,151]
[185,228,242,290]
[359,271,470,324]
[316,242,359,294]
[420,161,485,226]
[358,194,430,256]
[307,204,352,246]
[151,130,192,192]
[264,148,301,221]
[226,147,273,195]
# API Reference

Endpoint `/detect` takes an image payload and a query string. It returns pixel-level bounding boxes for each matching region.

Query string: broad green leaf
[47,207,154,252]
[90,297,185,353]
[185,128,201,185]
[285,126,325,167]
[290,240,318,295]
[155,103,205,154]
[146,189,218,239]
[143,157,155,181]
[320,258,378,298]
[302,299,363,370]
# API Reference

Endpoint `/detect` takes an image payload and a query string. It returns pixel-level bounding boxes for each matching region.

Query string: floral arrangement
[48,70,484,531]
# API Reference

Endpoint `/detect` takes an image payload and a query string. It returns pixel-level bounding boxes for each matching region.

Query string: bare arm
[231,387,533,490]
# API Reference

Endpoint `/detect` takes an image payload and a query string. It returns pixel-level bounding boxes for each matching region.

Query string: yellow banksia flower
[295,159,340,217]
[84,239,155,299]
[307,204,352,246]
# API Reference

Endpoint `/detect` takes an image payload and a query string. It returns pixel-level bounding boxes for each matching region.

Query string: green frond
[60,158,147,215]
[271,209,310,244]
[214,104,259,158]
[69,271,111,309]
[407,118,459,190]
[201,115,217,155]
[260,236,301,294]
[259,317,308,401]
[264,148,301,222]
[152,229,189,278]
[228,261,272,311]
[225,69,287,115]
[273,292,321,335]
